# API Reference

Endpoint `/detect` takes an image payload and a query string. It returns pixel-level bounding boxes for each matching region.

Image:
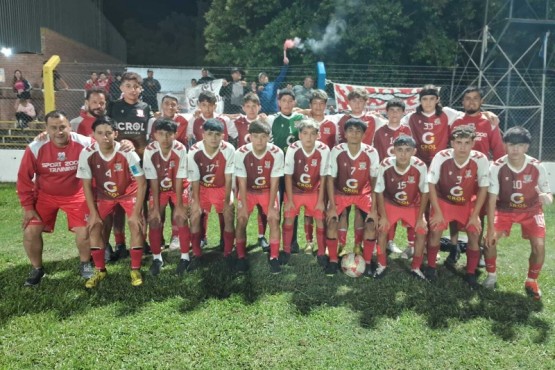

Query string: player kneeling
[235,120,284,273]
[78,117,147,288]
[375,136,429,279]
[325,118,380,276]
[283,119,329,266]
[485,127,552,300]
[143,119,190,276]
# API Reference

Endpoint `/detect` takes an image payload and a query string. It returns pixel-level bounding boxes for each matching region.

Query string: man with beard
[70,88,108,137]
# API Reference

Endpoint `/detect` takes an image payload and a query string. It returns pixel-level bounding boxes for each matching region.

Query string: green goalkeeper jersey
[268,112,304,152]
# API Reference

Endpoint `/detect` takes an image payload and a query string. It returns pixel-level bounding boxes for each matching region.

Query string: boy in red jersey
[325,118,380,276]
[17,110,93,286]
[485,127,552,300]
[77,117,147,288]
[147,94,189,147]
[235,120,284,273]
[375,136,429,279]
[283,119,330,266]
[143,119,190,276]
[426,126,489,287]
[373,98,415,255]
[308,89,340,149]
[185,119,236,271]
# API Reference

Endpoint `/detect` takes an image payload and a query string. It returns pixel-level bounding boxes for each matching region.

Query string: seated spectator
[13,70,32,100]
[97,70,112,93]
[15,98,36,129]
[198,68,214,84]
[292,76,315,109]
[219,67,249,114]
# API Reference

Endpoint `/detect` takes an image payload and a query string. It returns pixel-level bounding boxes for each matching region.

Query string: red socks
[148,227,163,255]
[485,257,496,274]
[427,245,439,268]
[327,238,338,262]
[362,239,376,264]
[178,225,191,254]
[466,249,480,274]
[91,248,105,270]
[316,227,325,256]
[130,247,143,269]
[305,222,314,242]
[223,231,235,257]
[191,232,202,257]
[236,239,246,259]
[528,262,543,279]
[282,224,293,253]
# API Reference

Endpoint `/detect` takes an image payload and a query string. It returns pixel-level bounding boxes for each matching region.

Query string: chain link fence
[2,61,554,160]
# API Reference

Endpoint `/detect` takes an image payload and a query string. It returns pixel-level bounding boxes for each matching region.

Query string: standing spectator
[84,72,99,90]
[257,59,289,114]
[14,98,36,129]
[143,69,162,112]
[13,70,32,100]
[292,76,315,109]
[97,70,112,93]
[109,72,123,102]
[219,67,249,114]
[190,78,198,88]
[197,68,214,85]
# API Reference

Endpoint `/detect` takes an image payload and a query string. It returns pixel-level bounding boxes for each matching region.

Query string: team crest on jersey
[523,175,532,183]
[323,128,330,134]
[311,159,318,167]
[114,163,123,172]
[465,169,472,178]
[57,152,66,161]
[169,161,175,168]
[449,171,453,176]
[265,161,271,169]
[359,162,367,170]
[136,109,144,118]
[408,176,415,184]
[434,118,441,125]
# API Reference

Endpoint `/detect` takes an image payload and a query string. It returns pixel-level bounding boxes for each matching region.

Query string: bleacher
[0,121,45,150]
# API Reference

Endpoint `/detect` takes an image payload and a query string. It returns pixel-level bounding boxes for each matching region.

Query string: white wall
[2,149,555,189]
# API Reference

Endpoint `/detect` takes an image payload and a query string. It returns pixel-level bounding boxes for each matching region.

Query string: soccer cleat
[200,238,208,249]
[279,251,291,266]
[478,255,486,268]
[236,258,249,274]
[114,243,129,260]
[444,242,460,268]
[85,270,107,289]
[325,261,339,276]
[465,273,479,290]
[291,240,300,254]
[130,269,143,287]
[400,246,414,259]
[482,273,497,289]
[80,262,94,279]
[169,236,180,250]
[305,241,314,254]
[373,264,387,279]
[424,267,438,282]
[317,255,329,268]
[150,259,164,276]
[187,257,202,272]
[387,241,403,254]
[269,258,281,274]
[410,269,427,281]
[24,267,45,287]
[104,243,114,262]
[176,259,190,276]
[143,242,152,255]
[258,236,270,253]
[525,280,542,301]
[353,244,362,256]
[338,244,347,257]
[223,255,235,270]
[363,263,374,278]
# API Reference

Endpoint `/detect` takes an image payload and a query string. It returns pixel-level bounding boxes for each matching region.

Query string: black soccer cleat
[325,262,339,276]
[24,267,45,287]
[269,258,282,274]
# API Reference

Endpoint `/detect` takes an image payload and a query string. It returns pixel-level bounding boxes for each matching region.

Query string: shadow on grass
[0,248,548,343]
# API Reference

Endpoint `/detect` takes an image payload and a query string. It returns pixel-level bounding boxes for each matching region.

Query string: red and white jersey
[375,156,428,207]
[337,112,386,145]
[70,113,96,137]
[77,141,144,200]
[404,107,462,166]
[373,124,413,160]
[147,114,190,146]
[142,140,188,193]
[17,133,92,210]
[450,113,505,160]
[316,115,341,149]
[284,140,330,194]
[328,143,380,196]
[185,113,237,143]
[234,115,259,148]
[489,154,551,213]
[235,143,284,193]
[428,149,489,205]
[187,140,235,188]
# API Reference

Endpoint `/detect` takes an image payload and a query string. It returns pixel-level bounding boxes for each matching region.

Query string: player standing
[235,120,284,273]
[77,117,147,288]
[70,88,108,137]
[485,127,552,300]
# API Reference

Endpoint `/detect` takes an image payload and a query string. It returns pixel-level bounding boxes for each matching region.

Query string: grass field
[0,182,554,369]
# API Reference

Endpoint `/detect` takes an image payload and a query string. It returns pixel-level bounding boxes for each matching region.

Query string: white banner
[183,79,224,114]
[333,83,424,113]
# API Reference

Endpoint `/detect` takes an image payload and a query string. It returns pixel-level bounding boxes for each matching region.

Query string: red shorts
[28,192,88,232]
[430,198,479,233]
[238,191,279,216]
[384,202,427,234]
[97,197,139,219]
[284,192,324,220]
[200,186,226,214]
[149,190,189,209]
[495,209,546,239]
[334,193,371,216]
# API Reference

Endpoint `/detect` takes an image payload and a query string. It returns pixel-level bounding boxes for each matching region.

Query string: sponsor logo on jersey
[523,175,532,183]
[264,161,271,169]
[130,164,141,176]
[408,176,415,184]
[57,152,66,161]
[115,163,123,172]
[465,169,472,178]
[136,109,144,118]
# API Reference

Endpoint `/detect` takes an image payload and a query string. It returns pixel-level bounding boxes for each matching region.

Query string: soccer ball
[341,253,366,278]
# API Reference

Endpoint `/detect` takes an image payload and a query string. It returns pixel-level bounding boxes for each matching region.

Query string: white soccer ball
[341,252,366,278]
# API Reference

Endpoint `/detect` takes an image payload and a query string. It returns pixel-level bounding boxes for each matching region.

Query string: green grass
[0,182,554,369]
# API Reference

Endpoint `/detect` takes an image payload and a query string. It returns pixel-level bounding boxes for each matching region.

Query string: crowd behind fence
[2,62,554,160]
